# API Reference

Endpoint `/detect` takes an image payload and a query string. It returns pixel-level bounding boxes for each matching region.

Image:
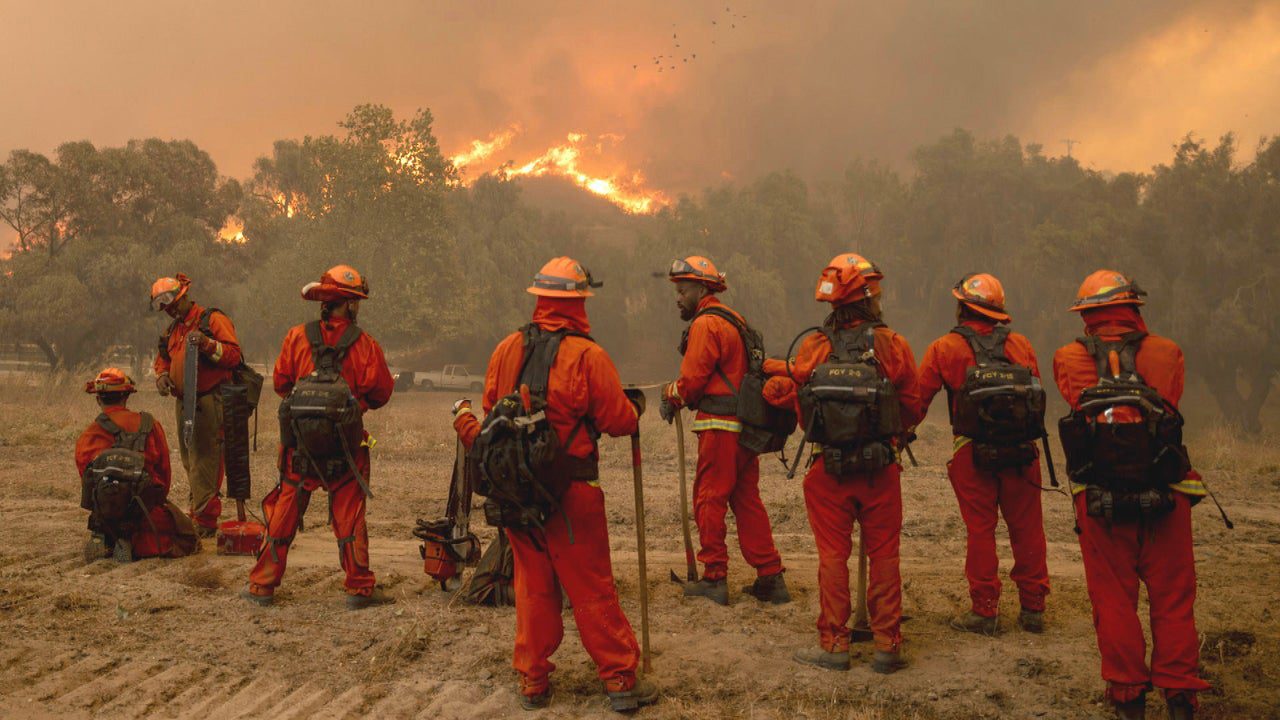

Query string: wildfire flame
[452,129,669,214]
[450,125,519,171]
[218,216,248,244]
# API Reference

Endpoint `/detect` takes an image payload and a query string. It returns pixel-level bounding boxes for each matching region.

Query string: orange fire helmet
[301,265,370,302]
[1069,269,1146,312]
[84,367,137,395]
[527,257,602,298]
[668,255,727,293]
[149,273,191,312]
[814,253,875,306]
[952,272,1010,322]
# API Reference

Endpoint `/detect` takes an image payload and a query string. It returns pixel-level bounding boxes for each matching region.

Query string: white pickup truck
[394,364,484,392]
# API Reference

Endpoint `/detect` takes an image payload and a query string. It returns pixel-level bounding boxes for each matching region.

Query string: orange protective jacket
[154,303,243,398]
[763,319,923,434]
[1051,306,1204,496]
[671,295,747,433]
[916,318,1041,443]
[455,297,639,457]
[75,405,172,494]
[274,317,395,412]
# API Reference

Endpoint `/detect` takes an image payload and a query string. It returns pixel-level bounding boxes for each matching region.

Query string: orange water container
[217,520,266,556]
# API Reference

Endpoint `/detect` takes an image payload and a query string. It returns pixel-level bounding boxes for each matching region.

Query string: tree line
[1,105,1275,431]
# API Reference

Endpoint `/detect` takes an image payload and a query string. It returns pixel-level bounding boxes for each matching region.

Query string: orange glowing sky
[1,0,1278,196]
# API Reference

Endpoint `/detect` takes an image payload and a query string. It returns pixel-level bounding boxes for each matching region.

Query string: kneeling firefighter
[762,254,922,674]
[452,257,658,712]
[76,368,199,562]
[1052,270,1211,720]
[662,255,789,606]
[244,265,395,610]
[915,273,1051,635]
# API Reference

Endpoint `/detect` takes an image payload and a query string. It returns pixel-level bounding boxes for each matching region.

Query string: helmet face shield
[150,290,179,312]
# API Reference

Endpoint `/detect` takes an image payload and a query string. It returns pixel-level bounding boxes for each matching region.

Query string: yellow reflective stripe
[692,418,742,433]
[1070,482,1207,497]
[210,341,224,363]
[952,435,971,454]
[587,480,601,488]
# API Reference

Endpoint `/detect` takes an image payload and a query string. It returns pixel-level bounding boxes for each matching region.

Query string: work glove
[659,397,676,424]
[451,399,472,416]
[156,372,175,397]
[193,331,218,356]
[623,388,647,418]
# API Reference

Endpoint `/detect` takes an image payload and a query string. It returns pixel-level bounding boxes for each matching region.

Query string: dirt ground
[0,380,1277,720]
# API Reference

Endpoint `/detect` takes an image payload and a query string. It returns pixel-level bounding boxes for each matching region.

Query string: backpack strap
[306,320,363,375]
[1077,331,1147,381]
[95,412,153,452]
[823,322,882,365]
[951,325,1011,366]
[687,306,758,397]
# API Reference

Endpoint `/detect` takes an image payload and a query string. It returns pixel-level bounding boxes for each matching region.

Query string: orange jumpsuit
[1052,305,1209,708]
[765,319,921,653]
[75,406,184,557]
[154,302,242,529]
[455,297,642,698]
[916,318,1050,618]
[248,316,394,598]
[668,295,783,581]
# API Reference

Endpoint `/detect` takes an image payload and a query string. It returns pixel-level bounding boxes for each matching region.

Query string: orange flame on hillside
[218,216,248,244]
[451,129,669,214]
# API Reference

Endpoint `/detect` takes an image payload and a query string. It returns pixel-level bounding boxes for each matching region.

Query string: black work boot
[793,646,851,671]
[240,587,274,607]
[1018,608,1045,634]
[1166,692,1195,720]
[870,649,908,674]
[607,678,658,712]
[112,538,134,563]
[1113,694,1146,720]
[346,586,395,610]
[741,572,792,605]
[83,534,108,564]
[682,577,728,605]
[519,687,552,711]
[950,611,998,636]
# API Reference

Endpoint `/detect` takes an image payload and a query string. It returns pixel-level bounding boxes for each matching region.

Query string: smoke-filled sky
[2,0,1278,194]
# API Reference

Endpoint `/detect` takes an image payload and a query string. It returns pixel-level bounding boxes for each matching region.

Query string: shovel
[630,431,652,673]
[851,531,873,642]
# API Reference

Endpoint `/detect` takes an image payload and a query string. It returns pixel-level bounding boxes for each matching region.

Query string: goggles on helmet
[531,266,603,293]
[150,290,179,312]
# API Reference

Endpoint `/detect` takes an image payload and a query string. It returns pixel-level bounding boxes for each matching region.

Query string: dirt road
[0,383,1276,719]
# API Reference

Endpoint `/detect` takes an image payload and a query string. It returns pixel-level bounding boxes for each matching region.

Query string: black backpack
[679,307,797,454]
[469,324,598,532]
[82,413,158,530]
[798,323,903,476]
[278,321,369,493]
[949,325,1046,470]
[1058,332,1190,505]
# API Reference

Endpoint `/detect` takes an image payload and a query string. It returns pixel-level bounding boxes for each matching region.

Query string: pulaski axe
[851,531,873,642]
[668,410,697,584]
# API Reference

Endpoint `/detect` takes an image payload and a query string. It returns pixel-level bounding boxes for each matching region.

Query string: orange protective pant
[1076,492,1209,707]
[115,505,182,558]
[947,443,1049,617]
[693,429,784,580]
[248,449,375,596]
[508,481,640,696]
[804,456,903,652]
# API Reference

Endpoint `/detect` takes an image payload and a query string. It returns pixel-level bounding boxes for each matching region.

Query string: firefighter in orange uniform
[453,257,657,712]
[1053,271,1209,720]
[150,273,243,535]
[243,265,395,610]
[661,255,787,605]
[763,254,921,674]
[915,273,1050,634]
[76,368,198,561]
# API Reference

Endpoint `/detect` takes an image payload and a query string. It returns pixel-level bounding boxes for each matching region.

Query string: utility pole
[1062,138,1080,159]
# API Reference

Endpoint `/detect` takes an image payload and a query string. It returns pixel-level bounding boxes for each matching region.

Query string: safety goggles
[1073,281,1147,309]
[150,290,179,312]
[669,258,718,282]
[532,266,603,293]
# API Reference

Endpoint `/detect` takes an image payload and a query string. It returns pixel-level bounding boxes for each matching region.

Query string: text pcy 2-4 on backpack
[797,323,903,476]
[469,324,598,535]
[679,306,797,454]
[949,325,1047,470]
[1058,331,1191,521]
[82,413,160,531]
[278,321,371,495]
